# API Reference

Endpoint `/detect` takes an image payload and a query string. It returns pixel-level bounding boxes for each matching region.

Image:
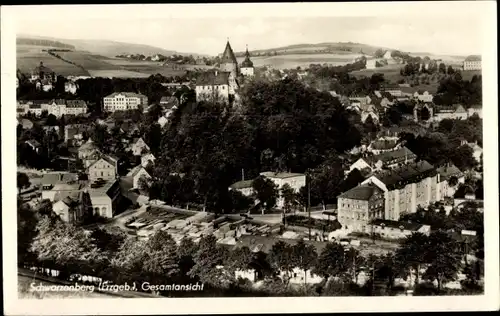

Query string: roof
[229,179,254,190]
[436,164,463,181]
[60,192,83,207]
[465,55,481,62]
[260,172,305,179]
[89,179,119,196]
[233,235,329,255]
[65,124,92,140]
[370,138,399,150]
[104,92,147,99]
[33,62,54,74]
[25,139,41,147]
[339,184,382,201]
[159,96,179,109]
[366,147,416,165]
[126,165,149,178]
[66,100,87,108]
[370,160,436,189]
[41,172,79,186]
[52,99,66,105]
[221,41,238,65]
[19,119,34,129]
[435,104,467,113]
[78,139,97,152]
[371,219,425,231]
[196,71,230,86]
[241,47,254,68]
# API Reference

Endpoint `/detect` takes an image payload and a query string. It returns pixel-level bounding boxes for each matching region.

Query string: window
[101,171,103,177]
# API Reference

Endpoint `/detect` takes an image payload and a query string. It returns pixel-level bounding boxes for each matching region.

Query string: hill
[235,42,394,57]
[17,35,204,58]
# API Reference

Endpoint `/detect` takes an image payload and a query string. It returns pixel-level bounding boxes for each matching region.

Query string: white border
[2,2,499,315]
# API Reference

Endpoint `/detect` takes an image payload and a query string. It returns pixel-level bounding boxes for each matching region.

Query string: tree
[423,231,463,292]
[310,158,345,210]
[177,237,198,277]
[374,49,385,58]
[395,232,430,287]
[313,242,348,279]
[228,189,254,213]
[281,183,299,214]
[46,114,59,126]
[17,172,31,194]
[142,231,180,282]
[225,246,253,278]
[252,176,278,214]
[18,202,39,264]
[188,235,232,288]
[447,65,455,75]
[438,63,446,74]
[291,240,318,286]
[268,241,294,286]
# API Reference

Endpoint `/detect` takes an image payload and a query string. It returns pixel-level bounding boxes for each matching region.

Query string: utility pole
[308,175,311,240]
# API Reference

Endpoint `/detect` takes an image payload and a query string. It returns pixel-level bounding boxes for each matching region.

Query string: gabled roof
[436,164,463,181]
[66,100,87,108]
[230,179,254,190]
[369,160,436,189]
[78,139,97,152]
[339,184,382,201]
[371,219,425,231]
[41,172,79,186]
[465,55,481,62]
[89,155,118,169]
[104,92,147,99]
[221,41,238,65]
[126,165,150,178]
[196,71,231,86]
[260,172,305,179]
[25,139,41,148]
[366,146,416,165]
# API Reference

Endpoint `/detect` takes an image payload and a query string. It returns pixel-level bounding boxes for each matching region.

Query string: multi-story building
[103,92,148,112]
[436,164,465,200]
[52,191,93,224]
[463,55,481,71]
[64,81,78,94]
[381,85,402,97]
[89,179,122,218]
[260,172,306,209]
[433,104,468,121]
[413,90,433,103]
[87,155,118,182]
[126,165,151,189]
[361,160,438,220]
[370,219,431,240]
[128,137,150,156]
[337,184,385,233]
[348,146,417,173]
[240,46,255,77]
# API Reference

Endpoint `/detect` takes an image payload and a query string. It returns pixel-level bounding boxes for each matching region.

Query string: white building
[463,55,481,71]
[103,92,148,112]
[126,165,151,189]
[240,46,255,77]
[259,172,306,209]
[64,81,78,94]
[195,71,238,103]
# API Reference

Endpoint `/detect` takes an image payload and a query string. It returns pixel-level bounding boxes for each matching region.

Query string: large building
[348,147,417,173]
[87,155,118,182]
[337,184,385,233]
[463,55,481,71]
[103,92,148,112]
[219,40,239,77]
[361,160,439,220]
[240,45,255,77]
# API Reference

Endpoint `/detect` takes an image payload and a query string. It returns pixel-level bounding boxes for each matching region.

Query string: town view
[15,14,485,299]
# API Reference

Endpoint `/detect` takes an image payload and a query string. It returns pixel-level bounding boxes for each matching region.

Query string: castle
[195,40,254,103]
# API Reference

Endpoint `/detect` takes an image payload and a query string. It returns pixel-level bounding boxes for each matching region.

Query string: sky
[11,4,485,56]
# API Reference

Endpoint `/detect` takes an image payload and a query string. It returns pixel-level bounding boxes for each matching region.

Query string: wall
[90,195,113,218]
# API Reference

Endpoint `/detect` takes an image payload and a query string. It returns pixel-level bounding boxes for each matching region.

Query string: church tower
[220,39,239,77]
[240,45,254,77]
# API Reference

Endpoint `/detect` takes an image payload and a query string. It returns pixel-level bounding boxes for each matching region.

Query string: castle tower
[220,39,239,77]
[240,45,254,77]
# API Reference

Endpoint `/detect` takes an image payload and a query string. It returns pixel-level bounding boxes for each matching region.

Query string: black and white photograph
[1,2,498,315]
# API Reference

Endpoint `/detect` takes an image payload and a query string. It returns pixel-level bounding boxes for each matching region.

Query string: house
[436,164,465,200]
[129,138,150,156]
[195,71,235,103]
[370,219,431,240]
[229,179,255,197]
[337,184,385,233]
[25,139,42,153]
[260,172,306,209]
[463,55,481,71]
[360,104,380,123]
[413,90,433,103]
[65,124,92,146]
[78,139,100,165]
[159,96,179,114]
[141,153,156,168]
[466,142,483,164]
[87,155,118,182]
[40,172,81,201]
[467,104,482,118]
[381,85,402,97]
[65,100,88,116]
[52,191,93,224]
[348,147,417,173]
[26,102,44,116]
[361,160,439,220]
[367,138,401,155]
[349,95,371,106]
[103,92,148,112]
[126,165,151,189]
[379,97,394,110]
[89,179,122,218]
[158,115,170,128]
[365,59,377,70]
[64,81,78,94]
[30,61,56,83]
[433,104,468,121]
[16,101,30,117]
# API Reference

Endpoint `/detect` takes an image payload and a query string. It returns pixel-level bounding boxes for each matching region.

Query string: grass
[239,54,355,69]
[17,51,89,76]
[56,51,121,70]
[86,69,151,78]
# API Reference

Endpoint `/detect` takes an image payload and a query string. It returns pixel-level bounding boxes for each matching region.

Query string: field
[17,45,89,76]
[86,69,151,78]
[56,51,121,70]
[350,64,403,81]
[238,53,356,69]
